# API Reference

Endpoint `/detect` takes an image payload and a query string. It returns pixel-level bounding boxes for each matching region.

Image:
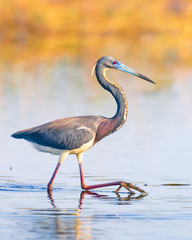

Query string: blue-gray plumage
[12,116,102,150]
[12,56,155,194]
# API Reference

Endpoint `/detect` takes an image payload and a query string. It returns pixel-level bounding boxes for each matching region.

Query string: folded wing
[11,116,103,150]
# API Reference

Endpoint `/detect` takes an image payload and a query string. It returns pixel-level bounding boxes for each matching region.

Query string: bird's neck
[95,64,128,133]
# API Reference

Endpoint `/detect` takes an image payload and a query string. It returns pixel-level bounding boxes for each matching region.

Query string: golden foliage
[1,0,192,66]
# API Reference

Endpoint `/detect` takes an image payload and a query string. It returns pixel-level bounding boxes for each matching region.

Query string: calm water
[1,60,192,239]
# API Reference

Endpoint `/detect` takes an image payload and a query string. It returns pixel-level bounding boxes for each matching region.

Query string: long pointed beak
[116,62,156,84]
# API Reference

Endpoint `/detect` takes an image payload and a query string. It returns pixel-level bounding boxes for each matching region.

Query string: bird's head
[97,56,155,84]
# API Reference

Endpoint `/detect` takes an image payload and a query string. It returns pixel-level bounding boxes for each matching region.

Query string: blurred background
[1,0,192,68]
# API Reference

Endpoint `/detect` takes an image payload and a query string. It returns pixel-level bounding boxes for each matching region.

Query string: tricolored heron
[12,56,155,194]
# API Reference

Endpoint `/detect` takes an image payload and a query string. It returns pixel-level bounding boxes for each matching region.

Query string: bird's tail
[11,130,26,139]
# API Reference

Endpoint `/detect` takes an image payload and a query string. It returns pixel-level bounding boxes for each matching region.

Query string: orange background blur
[1,0,192,67]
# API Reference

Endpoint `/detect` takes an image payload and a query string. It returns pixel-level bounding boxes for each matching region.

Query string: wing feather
[12,116,103,150]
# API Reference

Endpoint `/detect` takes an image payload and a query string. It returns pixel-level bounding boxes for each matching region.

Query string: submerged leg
[47,152,69,190]
[77,153,146,194]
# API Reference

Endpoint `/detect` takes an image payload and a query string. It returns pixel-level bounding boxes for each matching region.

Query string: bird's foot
[115,181,147,195]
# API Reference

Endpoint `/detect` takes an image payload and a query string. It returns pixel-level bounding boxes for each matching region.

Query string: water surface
[0,60,192,239]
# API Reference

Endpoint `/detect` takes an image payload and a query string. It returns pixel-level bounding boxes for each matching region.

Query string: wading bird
[12,56,155,194]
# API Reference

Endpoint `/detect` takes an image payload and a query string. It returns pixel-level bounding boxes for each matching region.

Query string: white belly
[32,143,65,155]
[32,138,94,155]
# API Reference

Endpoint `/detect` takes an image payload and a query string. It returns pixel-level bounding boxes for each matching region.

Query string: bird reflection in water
[47,189,147,208]
[44,190,146,239]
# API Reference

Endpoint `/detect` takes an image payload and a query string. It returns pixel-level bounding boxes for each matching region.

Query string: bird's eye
[113,61,117,65]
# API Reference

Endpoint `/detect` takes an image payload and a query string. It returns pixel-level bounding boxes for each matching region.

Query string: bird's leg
[77,153,87,189]
[47,152,69,190]
[47,162,61,190]
[77,153,146,194]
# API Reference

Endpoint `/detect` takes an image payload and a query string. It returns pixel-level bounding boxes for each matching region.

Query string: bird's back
[12,115,105,151]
